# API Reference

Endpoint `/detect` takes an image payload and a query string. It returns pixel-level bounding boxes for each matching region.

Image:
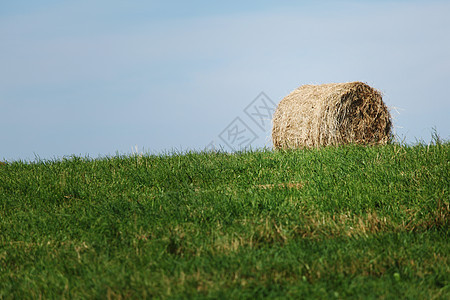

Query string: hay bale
[272,81,392,149]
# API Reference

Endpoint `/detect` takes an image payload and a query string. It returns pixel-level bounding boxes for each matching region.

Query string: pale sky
[1,0,449,161]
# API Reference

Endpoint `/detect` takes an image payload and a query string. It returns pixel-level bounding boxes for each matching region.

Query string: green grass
[0,142,449,299]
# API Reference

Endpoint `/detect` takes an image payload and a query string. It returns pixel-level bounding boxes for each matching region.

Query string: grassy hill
[0,141,449,298]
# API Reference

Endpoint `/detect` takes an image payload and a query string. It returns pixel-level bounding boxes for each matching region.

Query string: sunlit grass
[0,141,448,298]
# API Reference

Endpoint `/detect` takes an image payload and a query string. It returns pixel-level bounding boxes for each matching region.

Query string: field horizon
[1,139,449,298]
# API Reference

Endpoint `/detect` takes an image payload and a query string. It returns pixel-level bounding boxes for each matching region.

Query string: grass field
[0,141,449,299]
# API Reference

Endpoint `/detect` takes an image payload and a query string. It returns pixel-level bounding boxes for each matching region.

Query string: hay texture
[272,82,392,149]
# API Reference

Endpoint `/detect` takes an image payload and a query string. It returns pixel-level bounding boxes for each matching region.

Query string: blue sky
[1,0,449,161]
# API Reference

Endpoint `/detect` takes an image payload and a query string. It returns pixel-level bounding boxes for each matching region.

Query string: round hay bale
[272,81,392,149]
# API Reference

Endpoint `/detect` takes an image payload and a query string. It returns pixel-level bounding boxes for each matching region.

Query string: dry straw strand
[272,81,392,149]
